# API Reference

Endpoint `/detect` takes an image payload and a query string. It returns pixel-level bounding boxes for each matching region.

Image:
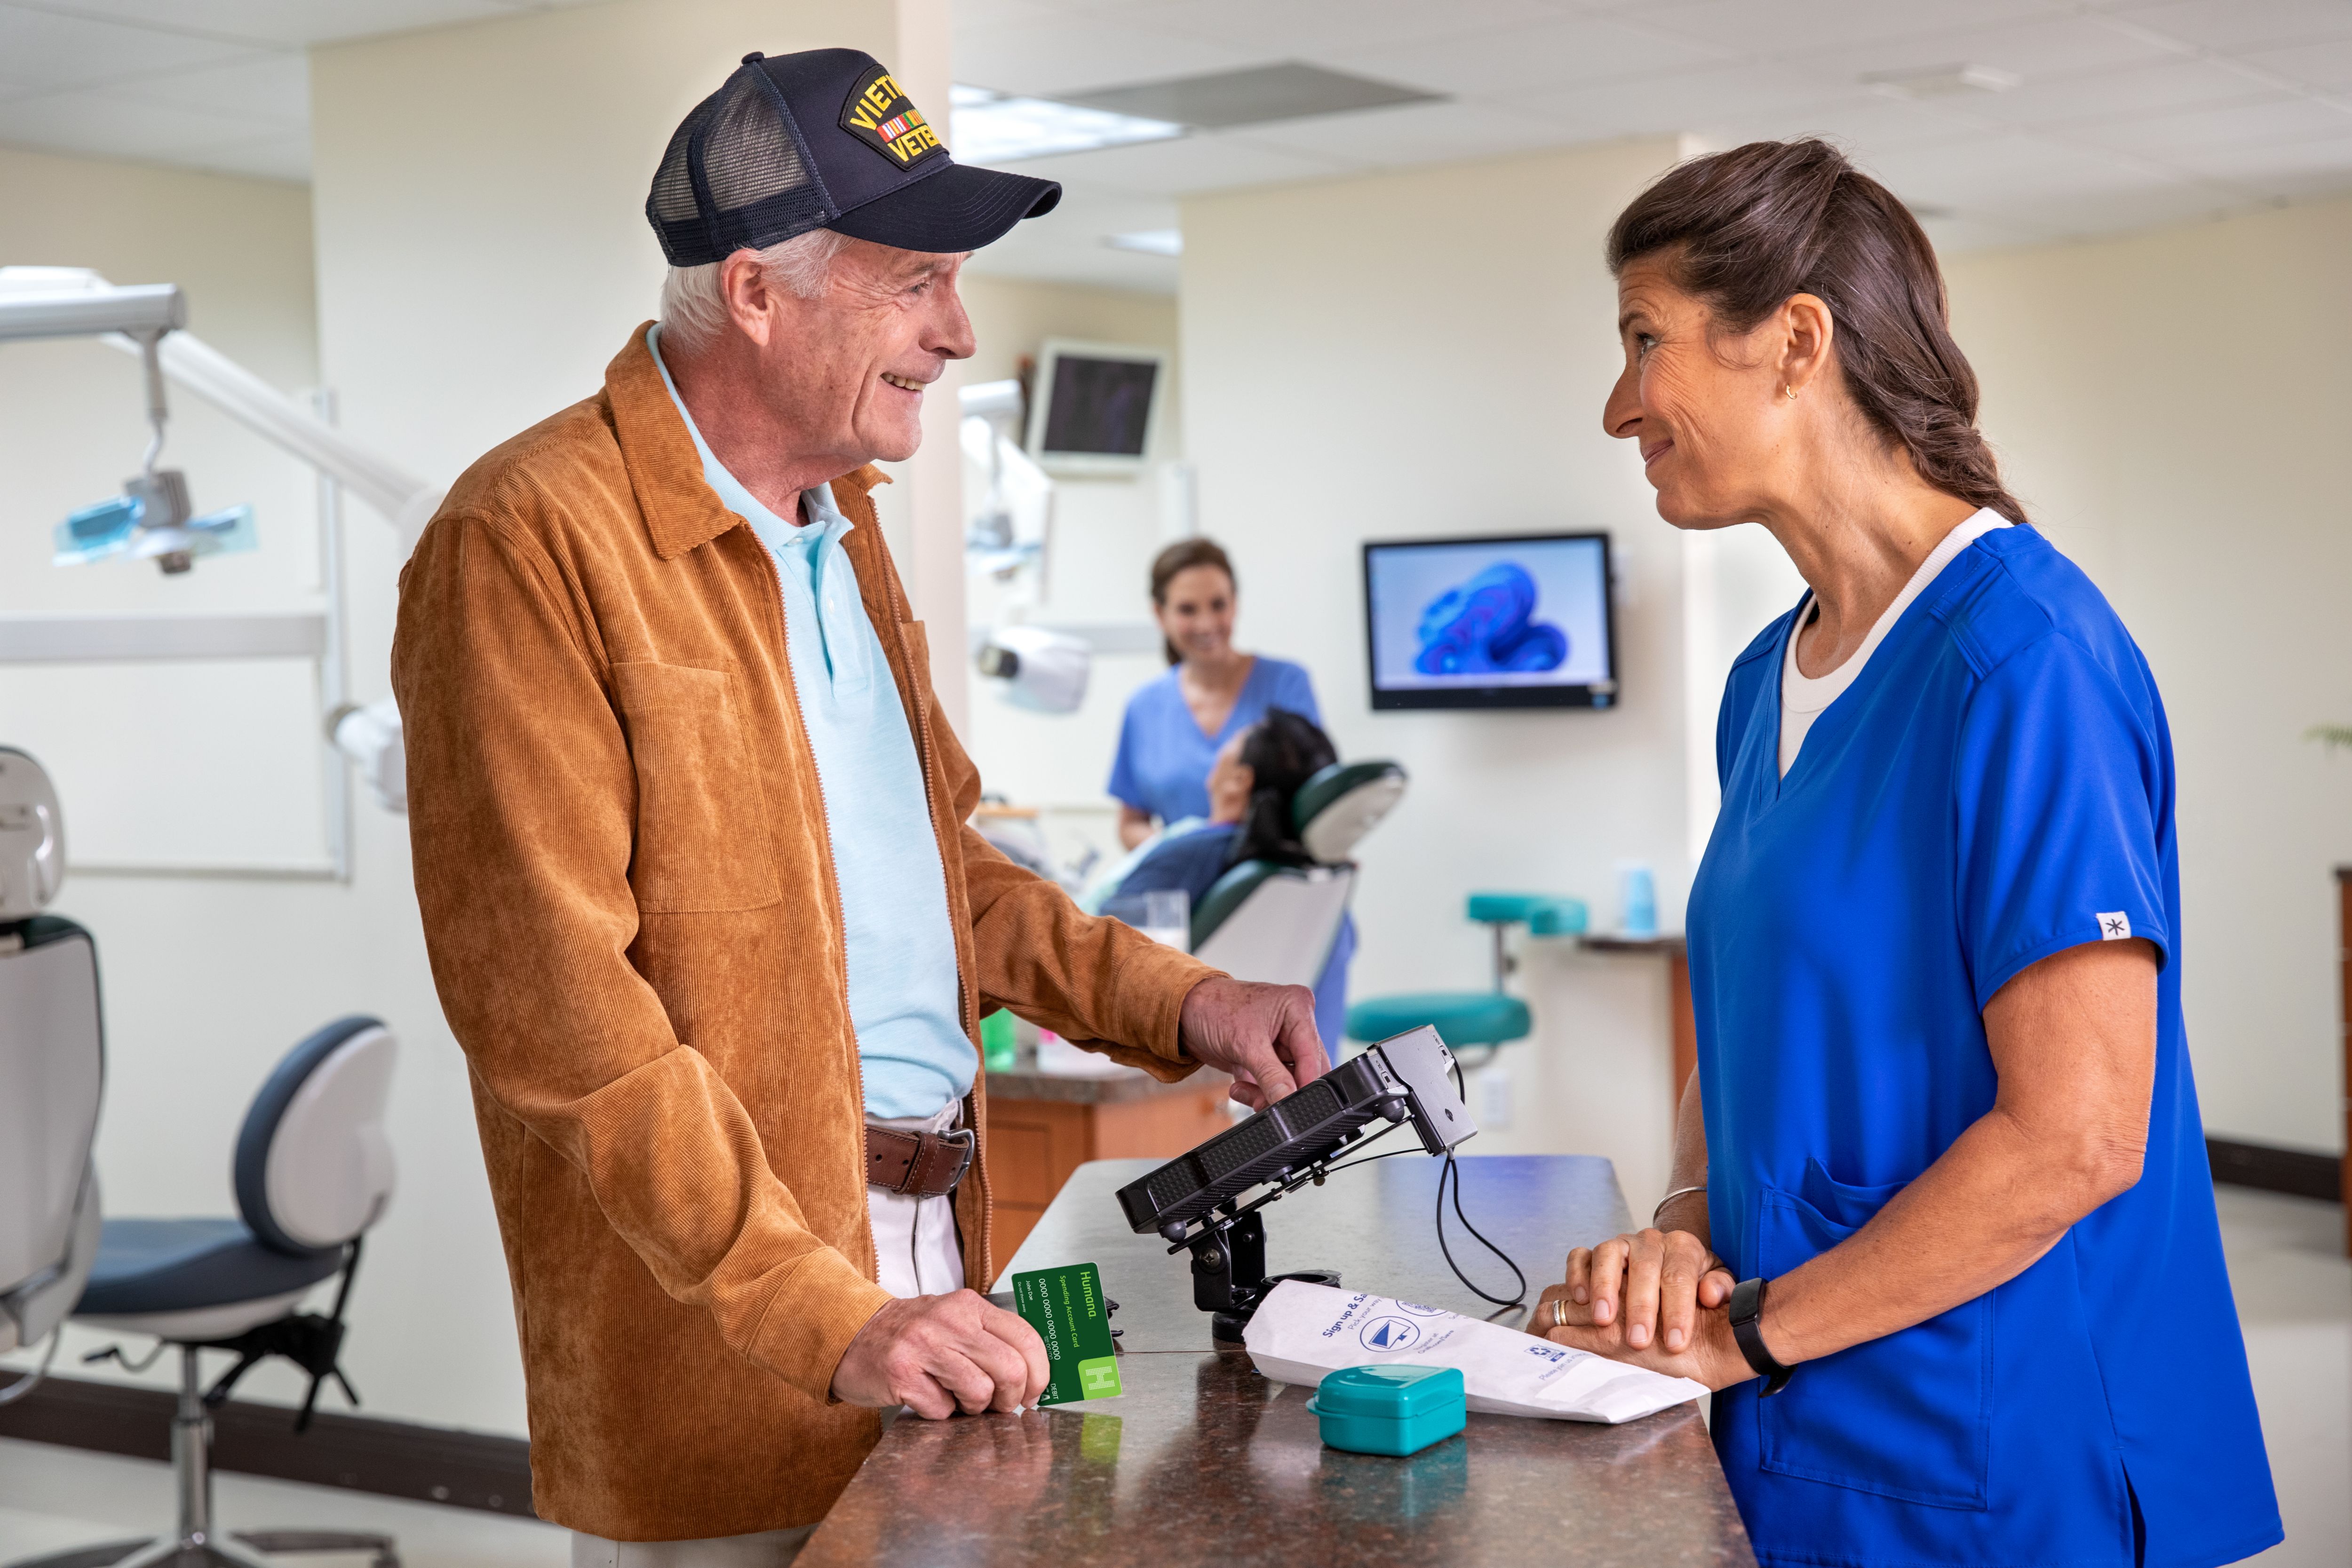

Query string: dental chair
[0,749,402,1568]
[1,749,104,1404]
[1188,760,1407,985]
[1344,891,1586,1060]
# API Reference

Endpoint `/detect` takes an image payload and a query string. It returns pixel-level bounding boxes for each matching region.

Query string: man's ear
[719,251,778,349]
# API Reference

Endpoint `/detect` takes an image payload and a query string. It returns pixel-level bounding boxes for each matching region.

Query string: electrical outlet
[1480,1063,1514,1131]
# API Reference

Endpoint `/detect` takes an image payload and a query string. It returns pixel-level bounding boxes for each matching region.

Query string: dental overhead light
[0,268,252,576]
[0,267,445,813]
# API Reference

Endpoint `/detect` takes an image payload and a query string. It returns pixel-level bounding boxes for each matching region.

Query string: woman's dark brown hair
[1149,537,1236,666]
[1606,139,2027,523]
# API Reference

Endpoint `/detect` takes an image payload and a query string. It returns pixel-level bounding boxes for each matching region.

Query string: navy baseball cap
[647,48,1061,265]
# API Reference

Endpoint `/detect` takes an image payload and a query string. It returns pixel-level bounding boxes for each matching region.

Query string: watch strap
[1728,1276,1795,1396]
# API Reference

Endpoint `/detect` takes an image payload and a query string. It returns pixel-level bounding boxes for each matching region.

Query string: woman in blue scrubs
[1109,538,1321,848]
[1538,140,2280,1568]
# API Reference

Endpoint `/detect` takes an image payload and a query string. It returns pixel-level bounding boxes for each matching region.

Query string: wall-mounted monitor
[1025,338,1166,475]
[1362,531,1618,711]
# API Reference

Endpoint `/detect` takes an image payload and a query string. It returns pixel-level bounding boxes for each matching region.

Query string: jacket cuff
[1112,940,1221,1069]
[745,1244,896,1403]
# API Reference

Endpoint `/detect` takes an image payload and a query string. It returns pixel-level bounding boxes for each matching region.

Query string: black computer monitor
[1361,531,1617,711]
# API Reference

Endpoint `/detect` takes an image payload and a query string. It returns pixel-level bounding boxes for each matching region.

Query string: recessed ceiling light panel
[1104,229,1183,257]
[1860,63,2022,100]
[950,84,1184,163]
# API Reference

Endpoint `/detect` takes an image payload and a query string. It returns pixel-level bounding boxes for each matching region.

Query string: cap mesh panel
[649,100,710,223]
[702,75,810,211]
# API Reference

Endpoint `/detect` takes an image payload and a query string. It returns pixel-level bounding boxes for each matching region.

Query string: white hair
[657,229,850,355]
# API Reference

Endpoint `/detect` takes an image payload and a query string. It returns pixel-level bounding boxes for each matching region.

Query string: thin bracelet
[1651,1184,1708,1227]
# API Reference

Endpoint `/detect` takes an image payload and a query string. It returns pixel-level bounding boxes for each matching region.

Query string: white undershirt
[1779,509,2011,777]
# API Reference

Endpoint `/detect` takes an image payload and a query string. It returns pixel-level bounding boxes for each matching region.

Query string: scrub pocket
[1755,1165,1992,1511]
[611,660,780,914]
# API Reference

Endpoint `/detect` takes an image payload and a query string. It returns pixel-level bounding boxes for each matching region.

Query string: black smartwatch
[1728,1276,1796,1396]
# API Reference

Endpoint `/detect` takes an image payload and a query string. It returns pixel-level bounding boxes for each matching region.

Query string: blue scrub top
[1107,657,1321,825]
[1106,821,1356,1049]
[1691,527,2278,1568]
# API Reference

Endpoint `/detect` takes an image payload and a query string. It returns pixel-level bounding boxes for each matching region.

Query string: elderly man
[393,47,1323,1563]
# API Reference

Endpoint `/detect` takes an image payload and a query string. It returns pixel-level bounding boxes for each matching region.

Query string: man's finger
[1660,1243,1700,1353]
[1699,1267,1736,1310]
[948,1315,1033,1412]
[1274,990,1328,1085]
[925,1343,1003,1416]
[894,1364,957,1420]
[1237,1035,1297,1103]
[982,1306,1051,1406]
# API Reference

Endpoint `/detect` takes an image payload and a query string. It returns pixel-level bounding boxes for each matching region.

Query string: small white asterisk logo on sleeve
[2096,911,2131,940]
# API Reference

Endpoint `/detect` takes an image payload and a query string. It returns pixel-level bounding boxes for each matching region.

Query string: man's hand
[831,1291,1048,1419]
[1177,975,1327,1110]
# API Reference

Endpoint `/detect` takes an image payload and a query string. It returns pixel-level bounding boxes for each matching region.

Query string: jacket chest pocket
[611,661,780,914]
[1755,1181,1993,1512]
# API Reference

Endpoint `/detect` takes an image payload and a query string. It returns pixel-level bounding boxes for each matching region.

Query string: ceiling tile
[2096,0,2352,53]
[1917,212,2062,253]
[1702,94,1987,152]
[971,185,1182,293]
[1523,61,1852,138]
[1320,12,1727,98]
[0,5,263,91]
[954,15,1269,99]
[1224,98,1590,169]
[2070,93,2352,156]
[108,49,308,123]
[1003,131,1358,196]
[1608,0,2076,59]
[1801,13,2185,91]
[0,82,288,163]
[1859,127,2200,213]
[2160,131,2352,198]
[1933,57,2279,128]
[2237,36,2352,93]
[1096,0,1566,57]
[15,0,529,48]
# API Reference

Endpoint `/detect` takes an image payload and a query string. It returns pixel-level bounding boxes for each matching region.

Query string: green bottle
[980,1008,1017,1072]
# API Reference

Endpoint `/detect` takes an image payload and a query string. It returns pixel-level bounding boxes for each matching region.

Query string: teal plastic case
[1305,1365,1467,1456]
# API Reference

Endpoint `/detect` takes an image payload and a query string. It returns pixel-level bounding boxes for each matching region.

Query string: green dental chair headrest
[1292,760,1408,866]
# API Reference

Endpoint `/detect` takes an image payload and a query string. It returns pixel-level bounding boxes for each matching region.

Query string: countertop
[801,1156,1755,1566]
[984,1062,1231,1105]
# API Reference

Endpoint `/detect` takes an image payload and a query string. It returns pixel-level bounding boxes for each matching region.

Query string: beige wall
[955,274,1181,843]
[1180,138,1694,1209]
[1946,197,2352,1154]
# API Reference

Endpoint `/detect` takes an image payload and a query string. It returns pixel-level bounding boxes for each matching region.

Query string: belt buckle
[930,1126,976,1191]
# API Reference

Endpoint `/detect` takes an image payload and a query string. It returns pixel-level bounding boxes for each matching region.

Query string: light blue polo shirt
[649,327,972,1118]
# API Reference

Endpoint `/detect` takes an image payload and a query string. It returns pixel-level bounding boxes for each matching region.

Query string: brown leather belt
[865,1121,975,1197]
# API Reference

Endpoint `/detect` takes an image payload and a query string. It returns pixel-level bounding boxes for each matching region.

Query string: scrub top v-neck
[1689,523,2278,1568]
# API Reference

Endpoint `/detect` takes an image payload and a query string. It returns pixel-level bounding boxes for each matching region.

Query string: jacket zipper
[740,526,882,1291]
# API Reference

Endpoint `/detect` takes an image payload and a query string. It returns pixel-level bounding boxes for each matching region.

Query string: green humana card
[1011,1262,1122,1406]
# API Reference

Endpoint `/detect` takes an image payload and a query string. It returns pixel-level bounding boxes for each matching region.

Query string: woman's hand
[1534,1227,1747,1386]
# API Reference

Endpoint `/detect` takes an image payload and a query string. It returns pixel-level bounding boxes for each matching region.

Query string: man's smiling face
[748,236,975,469]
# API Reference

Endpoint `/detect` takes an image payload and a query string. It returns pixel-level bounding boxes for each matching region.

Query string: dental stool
[19,1017,401,1568]
[1189,760,1407,984]
[1345,892,1585,1059]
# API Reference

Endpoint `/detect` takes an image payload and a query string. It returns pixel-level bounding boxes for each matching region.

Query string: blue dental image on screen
[1412,562,1568,675]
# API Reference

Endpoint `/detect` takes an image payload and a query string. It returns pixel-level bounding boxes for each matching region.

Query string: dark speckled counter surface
[802,1157,1755,1566]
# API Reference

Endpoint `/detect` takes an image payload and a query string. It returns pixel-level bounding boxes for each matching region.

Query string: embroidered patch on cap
[2097,911,2132,940]
[840,64,946,170]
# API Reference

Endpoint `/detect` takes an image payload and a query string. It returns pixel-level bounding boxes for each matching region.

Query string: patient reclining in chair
[1088,708,1356,1046]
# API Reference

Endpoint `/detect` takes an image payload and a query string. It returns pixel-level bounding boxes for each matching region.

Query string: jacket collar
[604,321,889,561]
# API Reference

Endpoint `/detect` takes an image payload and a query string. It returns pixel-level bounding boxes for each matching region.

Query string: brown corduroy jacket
[391,325,1215,1541]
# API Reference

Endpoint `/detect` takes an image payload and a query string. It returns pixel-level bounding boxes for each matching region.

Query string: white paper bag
[1242,1280,1705,1424]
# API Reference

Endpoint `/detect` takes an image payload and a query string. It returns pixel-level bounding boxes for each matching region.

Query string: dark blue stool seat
[78,1217,344,1318]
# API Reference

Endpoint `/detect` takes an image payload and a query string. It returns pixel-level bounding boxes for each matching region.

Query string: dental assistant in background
[1109,537,1322,850]
[1540,139,2278,1568]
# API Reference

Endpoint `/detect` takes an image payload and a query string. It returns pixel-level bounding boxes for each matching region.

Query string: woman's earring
[1783,384,1798,401]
